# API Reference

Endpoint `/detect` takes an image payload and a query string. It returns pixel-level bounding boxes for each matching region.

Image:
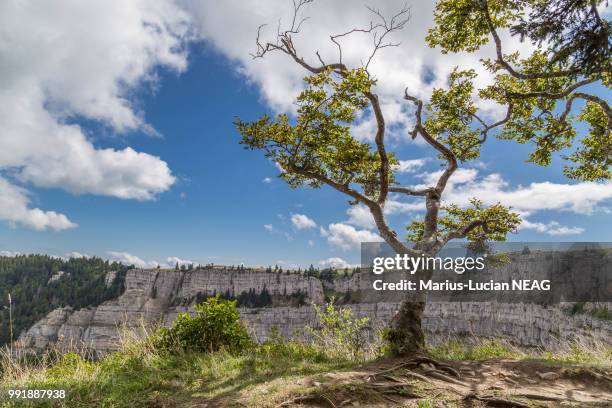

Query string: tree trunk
[385,263,433,355]
[386,300,426,355]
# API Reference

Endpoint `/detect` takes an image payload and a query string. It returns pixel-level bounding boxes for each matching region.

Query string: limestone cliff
[16,253,612,355]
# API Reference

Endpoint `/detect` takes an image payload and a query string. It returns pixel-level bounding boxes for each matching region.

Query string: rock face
[16,254,612,355]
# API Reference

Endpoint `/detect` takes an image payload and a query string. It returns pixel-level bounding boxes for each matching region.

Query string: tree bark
[386,300,426,355]
[385,264,433,355]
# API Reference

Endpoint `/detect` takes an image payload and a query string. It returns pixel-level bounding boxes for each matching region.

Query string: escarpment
[16,252,612,355]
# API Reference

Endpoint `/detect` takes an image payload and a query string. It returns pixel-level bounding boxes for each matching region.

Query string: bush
[154,296,252,353]
[306,298,371,361]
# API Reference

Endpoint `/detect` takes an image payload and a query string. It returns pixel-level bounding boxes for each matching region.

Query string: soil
[223,357,612,407]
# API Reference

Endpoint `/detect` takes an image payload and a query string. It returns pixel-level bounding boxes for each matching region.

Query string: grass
[5,335,610,407]
[428,335,612,367]
[428,337,522,361]
[1,308,377,408]
[1,337,358,408]
[1,299,610,408]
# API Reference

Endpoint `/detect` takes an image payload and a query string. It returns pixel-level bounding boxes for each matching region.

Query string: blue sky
[0,1,610,269]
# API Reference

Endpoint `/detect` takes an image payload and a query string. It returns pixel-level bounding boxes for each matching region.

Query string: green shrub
[306,298,371,361]
[154,296,252,353]
[46,352,96,380]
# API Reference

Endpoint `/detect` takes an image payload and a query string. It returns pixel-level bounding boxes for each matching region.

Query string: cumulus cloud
[346,199,422,230]
[320,222,382,250]
[341,167,609,239]
[166,256,195,267]
[407,168,611,235]
[0,0,189,230]
[291,213,317,229]
[417,168,612,215]
[185,0,524,141]
[263,224,275,232]
[520,220,584,236]
[263,177,273,183]
[107,251,160,268]
[395,159,427,173]
[319,257,354,269]
[0,250,21,257]
[65,252,89,259]
[346,205,376,229]
[0,177,77,231]
[107,251,195,268]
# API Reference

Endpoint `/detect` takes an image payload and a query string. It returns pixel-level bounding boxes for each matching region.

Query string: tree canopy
[235,0,609,351]
[236,0,610,256]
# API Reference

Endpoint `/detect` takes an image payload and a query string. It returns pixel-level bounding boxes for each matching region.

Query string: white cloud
[263,177,272,183]
[291,213,317,229]
[346,205,375,229]
[107,251,159,268]
[319,257,354,269]
[0,177,77,231]
[264,224,274,232]
[520,220,584,236]
[308,239,315,247]
[0,250,21,257]
[107,251,195,268]
[385,199,424,214]
[166,256,195,267]
[65,252,88,259]
[346,200,422,230]
[321,222,382,250]
[395,159,427,173]
[185,0,525,142]
[341,167,609,239]
[416,168,612,215]
[406,168,611,235]
[0,0,189,229]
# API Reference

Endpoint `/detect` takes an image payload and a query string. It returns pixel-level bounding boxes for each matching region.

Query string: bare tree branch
[250,1,447,256]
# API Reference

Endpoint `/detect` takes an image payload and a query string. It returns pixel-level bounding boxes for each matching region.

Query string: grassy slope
[1,338,357,408]
[2,336,611,408]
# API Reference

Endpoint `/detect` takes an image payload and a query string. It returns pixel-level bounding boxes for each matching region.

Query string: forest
[0,254,130,346]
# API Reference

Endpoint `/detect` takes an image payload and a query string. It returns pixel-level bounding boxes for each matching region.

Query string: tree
[235,0,609,354]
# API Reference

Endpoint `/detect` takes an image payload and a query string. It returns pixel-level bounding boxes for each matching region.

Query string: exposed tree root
[370,355,470,390]
[276,394,337,408]
[464,393,533,408]
[421,368,468,387]
[586,369,612,385]
[276,395,321,407]
[515,393,561,401]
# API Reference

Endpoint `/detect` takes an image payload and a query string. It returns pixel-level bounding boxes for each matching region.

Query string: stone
[15,252,612,356]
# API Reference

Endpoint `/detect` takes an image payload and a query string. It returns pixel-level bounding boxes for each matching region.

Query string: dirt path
[186,357,612,407]
[264,358,611,407]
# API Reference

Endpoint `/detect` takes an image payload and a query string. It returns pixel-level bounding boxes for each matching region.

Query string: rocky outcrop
[15,254,612,355]
[17,267,325,354]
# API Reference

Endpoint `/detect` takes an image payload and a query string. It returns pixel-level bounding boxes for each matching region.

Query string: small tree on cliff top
[235,0,611,355]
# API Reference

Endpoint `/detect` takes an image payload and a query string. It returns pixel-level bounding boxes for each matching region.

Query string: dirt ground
[205,356,612,407]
